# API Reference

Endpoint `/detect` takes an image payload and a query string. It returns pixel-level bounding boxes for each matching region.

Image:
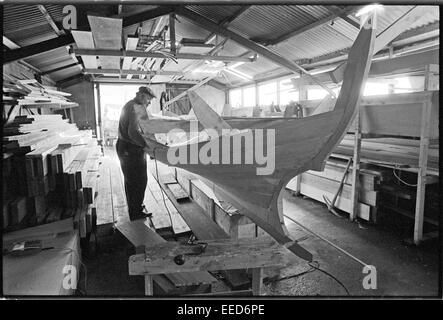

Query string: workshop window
[258,82,277,106]
[279,79,299,105]
[229,89,242,108]
[243,86,256,107]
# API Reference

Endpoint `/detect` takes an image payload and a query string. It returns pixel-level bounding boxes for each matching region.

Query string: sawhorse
[129,237,293,296]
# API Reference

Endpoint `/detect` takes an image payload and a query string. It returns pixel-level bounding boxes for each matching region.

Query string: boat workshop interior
[2,1,441,298]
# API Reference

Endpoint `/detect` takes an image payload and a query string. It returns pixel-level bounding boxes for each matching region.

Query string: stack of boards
[3,114,101,241]
[3,77,78,109]
[334,135,439,174]
[287,156,389,222]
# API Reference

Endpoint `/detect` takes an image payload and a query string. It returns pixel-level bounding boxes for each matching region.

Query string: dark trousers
[116,139,147,220]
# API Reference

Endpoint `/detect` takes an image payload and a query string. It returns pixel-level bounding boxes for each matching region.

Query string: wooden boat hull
[140,14,377,261]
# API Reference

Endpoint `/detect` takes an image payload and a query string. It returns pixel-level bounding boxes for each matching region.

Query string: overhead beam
[175,6,335,95]
[266,6,361,46]
[73,48,255,63]
[3,6,174,64]
[57,73,86,88]
[3,36,20,49]
[207,79,228,91]
[4,35,74,64]
[83,68,184,76]
[173,7,249,82]
[122,6,174,28]
[39,62,82,75]
[37,5,64,36]
[169,13,176,55]
[93,78,199,85]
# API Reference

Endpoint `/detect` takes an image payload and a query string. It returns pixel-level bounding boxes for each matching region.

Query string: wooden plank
[165,182,189,201]
[117,220,217,288]
[156,174,228,240]
[299,183,371,221]
[122,36,139,70]
[3,218,74,244]
[300,173,378,206]
[147,172,190,235]
[95,158,114,226]
[306,165,377,191]
[9,197,28,225]
[252,268,263,296]
[129,237,292,275]
[109,159,129,224]
[88,16,122,69]
[144,176,173,231]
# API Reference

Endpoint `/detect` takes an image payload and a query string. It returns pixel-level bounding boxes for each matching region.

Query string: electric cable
[393,165,417,187]
[283,214,369,267]
[309,261,350,296]
[152,147,174,229]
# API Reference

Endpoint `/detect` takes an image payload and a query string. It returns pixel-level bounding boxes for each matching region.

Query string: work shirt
[118,99,149,148]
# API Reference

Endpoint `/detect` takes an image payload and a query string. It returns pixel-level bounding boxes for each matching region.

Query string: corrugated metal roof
[3,4,59,47]
[2,4,438,86]
[186,5,244,24]
[274,23,355,61]
[229,5,333,42]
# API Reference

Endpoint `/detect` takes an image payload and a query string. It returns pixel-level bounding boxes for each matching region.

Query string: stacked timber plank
[3,77,78,109]
[287,156,389,222]
[333,135,439,174]
[2,114,101,242]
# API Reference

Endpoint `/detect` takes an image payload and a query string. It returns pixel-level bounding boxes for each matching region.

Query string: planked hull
[139,14,377,261]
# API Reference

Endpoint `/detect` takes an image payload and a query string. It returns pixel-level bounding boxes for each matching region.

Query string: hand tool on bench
[323,158,352,218]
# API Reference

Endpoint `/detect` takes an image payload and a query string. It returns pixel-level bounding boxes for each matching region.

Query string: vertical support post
[144,275,154,295]
[293,175,301,196]
[350,110,361,221]
[95,83,103,142]
[255,83,259,107]
[229,215,240,240]
[292,83,308,193]
[169,13,176,55]
[414,100,432,245]
[252,268,263,296]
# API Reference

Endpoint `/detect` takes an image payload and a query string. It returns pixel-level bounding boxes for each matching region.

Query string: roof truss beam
[175,6,334,95]
[72,48,255,63]
[3,6,175,64]
[83,68,183,76]
[37,5,65,36]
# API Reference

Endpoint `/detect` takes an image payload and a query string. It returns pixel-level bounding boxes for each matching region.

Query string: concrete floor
[80,188,439,297]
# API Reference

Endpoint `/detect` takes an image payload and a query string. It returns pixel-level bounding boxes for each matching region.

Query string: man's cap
[138,86,156,98]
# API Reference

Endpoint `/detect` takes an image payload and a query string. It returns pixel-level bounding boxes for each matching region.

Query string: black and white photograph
[1,0,441,305]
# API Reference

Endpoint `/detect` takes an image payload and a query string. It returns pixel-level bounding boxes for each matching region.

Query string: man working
[116,86,156,221]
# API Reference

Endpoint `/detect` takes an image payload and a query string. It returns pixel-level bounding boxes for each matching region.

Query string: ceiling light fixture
[356,4,383,17]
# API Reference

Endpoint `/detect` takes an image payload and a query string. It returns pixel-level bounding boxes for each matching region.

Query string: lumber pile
[378,171,439,227]
[2,114,101,241]
[3,77,78,110]
[287,156,389,222]
[333,135,439,173]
